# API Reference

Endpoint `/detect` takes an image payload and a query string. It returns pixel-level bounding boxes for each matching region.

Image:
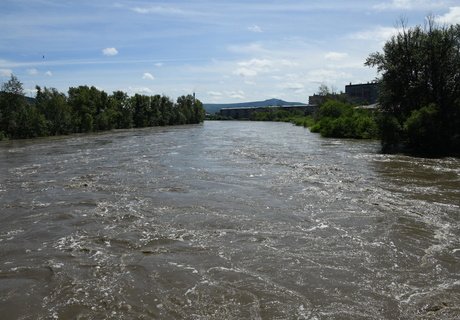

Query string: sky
[1,1,460,103]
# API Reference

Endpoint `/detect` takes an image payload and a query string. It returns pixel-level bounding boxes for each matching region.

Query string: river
[0,121,459,319]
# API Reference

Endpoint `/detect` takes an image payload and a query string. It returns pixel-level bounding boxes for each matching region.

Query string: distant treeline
[0,75,205,140]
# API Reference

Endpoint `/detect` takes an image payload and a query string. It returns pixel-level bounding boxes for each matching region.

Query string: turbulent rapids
[0,121,459,319]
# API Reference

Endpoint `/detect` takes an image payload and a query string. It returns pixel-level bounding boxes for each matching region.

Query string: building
[345,82,379,105]
[308,94,327,106]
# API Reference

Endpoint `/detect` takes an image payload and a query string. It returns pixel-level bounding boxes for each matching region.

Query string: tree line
[0,76,205,140]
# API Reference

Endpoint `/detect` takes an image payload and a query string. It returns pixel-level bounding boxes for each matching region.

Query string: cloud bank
[436,6,460,24]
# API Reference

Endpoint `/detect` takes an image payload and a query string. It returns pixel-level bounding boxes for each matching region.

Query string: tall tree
[366,18,460,154]
[0,75,47,138]
[36,86,72,135]
[110,91,132,129]
[1,75,25,134]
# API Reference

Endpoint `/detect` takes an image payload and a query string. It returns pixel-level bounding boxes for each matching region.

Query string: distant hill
[25,96,36,104]
[203,98,306,114]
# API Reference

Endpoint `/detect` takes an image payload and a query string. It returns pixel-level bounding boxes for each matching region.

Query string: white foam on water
[1,228,25,241]
[168,262,199,274]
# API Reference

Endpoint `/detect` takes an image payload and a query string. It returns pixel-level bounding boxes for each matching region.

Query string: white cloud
[282,82,305,91]
[0,68,13,77]
[27,68,38,75]
[131,5,189,15]
[155,62,164,67]
[45,70,53,77]
[206,90,247,102]
[374,0,448,10]
[234,58,274,77]
[238,58,273,69]
[234,67,258,77]
[207,91,223,97]
[280,59,298,67]
[128,86,153,95]
[436,7,460,24]
[102,47,118,56]
[25,88,38,96]
[324,52,348,61]
[228,43,266,54]
[232,58,299,78]
[142,72,155,80]
[227,90,245,99]
[248,25,263,33]
[307,69,352,82]
[348,26,398,42]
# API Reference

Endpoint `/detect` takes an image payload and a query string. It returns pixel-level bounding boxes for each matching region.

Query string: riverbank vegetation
[366,18,460,155]
[247,98,380,140]
[309,100,379,139]
[0,75,205,140]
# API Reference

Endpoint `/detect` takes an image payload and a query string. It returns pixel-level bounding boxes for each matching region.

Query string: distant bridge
[219,104,319,119]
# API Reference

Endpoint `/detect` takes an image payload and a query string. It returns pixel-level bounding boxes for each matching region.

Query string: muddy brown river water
[0,121,459,319]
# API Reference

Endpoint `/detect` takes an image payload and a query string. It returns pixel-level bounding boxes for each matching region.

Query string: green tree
[68,86,93,132]
[159,95,174,125]
[2,74,24,95]
[93,88,112,131]
[0,75,48,138]
[67,85,110,132]
[366,18,460,154]
[176,94,206,124]
[149,95,163,126]
[0,75,26,136]
[192,98,205,123]
[36,86,72,135]
[404,104,442,151]
[110,91,132,129]
[131,94,151,128]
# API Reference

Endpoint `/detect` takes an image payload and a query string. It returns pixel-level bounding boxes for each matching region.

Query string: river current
[0,121,459,319]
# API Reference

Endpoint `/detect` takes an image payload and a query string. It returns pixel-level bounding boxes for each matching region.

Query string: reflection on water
[0,121,459,319]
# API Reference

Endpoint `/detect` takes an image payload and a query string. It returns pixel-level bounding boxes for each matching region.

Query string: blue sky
[1,1,459,103]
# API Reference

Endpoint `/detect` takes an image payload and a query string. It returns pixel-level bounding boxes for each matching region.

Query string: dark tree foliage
[365,18,460,154]
[36,86,72,135]
[0,76,205,140]
[0,75,46,138]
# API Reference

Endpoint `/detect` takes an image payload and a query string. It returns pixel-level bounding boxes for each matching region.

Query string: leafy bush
[318,100,352,119]
[404,104,442,152]
[312,100,379,139]
[290,116,314,128]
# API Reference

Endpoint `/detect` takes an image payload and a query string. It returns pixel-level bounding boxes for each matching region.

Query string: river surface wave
[0,121,459,319]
